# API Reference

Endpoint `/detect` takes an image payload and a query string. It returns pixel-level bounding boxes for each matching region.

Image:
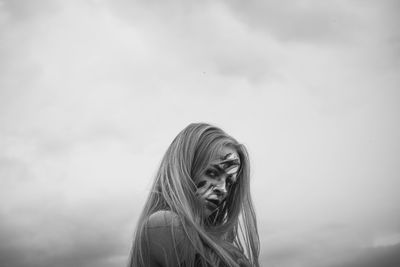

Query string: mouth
[206,198,221,210]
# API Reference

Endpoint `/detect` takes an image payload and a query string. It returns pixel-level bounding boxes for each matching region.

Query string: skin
[195,146,240,217]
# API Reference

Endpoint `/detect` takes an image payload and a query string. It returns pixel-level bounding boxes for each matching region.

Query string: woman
[128,123,260,267]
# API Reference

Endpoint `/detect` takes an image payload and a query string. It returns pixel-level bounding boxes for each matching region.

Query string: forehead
[211,146,238,163]
[209,146,240,174]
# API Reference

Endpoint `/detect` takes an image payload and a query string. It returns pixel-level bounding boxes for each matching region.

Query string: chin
[204,209,213,217]
[205,208,220,223]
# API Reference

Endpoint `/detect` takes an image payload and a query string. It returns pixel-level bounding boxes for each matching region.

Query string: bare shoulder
[146,210,181,228]
[144,210,186,250]
[144,210,188,266]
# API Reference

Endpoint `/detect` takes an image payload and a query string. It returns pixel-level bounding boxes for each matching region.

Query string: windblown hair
[128,123,260,267]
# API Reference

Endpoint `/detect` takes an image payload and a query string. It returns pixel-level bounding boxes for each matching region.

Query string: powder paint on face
[216,152,240,178]
[195,146,240,217]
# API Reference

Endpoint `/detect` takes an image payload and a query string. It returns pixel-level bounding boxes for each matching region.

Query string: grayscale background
[1,1,399,266]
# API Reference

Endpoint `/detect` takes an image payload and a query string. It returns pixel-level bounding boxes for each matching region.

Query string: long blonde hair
[128,123,259,267]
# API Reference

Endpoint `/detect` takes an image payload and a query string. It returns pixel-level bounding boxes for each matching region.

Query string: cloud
[101,0,283,84]
[0,130,148,267]
[259,222,372,267]
[225,0,356,43]
[224,0,399,44]
[0,1,400,267]
[0,0,60,21]
[329,243,400,267]
[0,202,132,267]
[0,160,138,267]
[261,241,400,267]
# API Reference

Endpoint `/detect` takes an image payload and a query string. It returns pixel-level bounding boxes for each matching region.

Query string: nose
[212,181,227,198]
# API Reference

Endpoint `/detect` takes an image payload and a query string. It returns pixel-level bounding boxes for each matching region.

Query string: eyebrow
[207,165,239,184]
[210,163,239,175]
[210,164,224,173]
[221,153,233,160]
[219,159,240,166]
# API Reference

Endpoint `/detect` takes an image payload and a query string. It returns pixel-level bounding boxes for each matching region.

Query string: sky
[0,0,399,266]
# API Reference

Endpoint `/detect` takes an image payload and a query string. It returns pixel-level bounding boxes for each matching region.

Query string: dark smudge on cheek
[197,181,207,188]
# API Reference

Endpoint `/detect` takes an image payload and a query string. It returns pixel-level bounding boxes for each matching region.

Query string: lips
[206,198,220,209]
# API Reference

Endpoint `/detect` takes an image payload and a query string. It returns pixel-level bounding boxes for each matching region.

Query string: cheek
[196,181,207,188]
[195,178,214,196]
[196,177,213,189]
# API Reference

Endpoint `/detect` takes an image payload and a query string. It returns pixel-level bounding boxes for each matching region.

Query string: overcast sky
[1,0,399,266]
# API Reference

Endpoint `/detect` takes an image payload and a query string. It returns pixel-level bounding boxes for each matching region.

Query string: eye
[205,169,218,178]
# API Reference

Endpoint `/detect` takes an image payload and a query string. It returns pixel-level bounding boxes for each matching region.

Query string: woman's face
[195,146,240,217]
